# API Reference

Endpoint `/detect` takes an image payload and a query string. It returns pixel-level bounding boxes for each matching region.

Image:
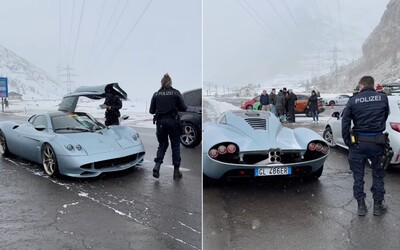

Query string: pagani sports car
[203,110,329,180]
[0,83,145,178]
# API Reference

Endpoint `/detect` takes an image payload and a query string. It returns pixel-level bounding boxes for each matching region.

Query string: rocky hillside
[303,0,400,92]
[0,45,64,100]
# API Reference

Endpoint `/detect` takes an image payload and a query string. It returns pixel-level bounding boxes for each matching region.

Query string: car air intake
[244,118,267,130]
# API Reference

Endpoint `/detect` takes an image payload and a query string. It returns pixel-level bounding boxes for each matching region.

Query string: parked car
[323,95,400,165]
[180,88,202,148]
[325,94,351,106]
[241,95,260,110]
[203,110,330,181]
[0,83,145,178]
[245,94,325,117]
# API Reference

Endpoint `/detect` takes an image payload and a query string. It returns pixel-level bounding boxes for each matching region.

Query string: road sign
[0,77,8,97]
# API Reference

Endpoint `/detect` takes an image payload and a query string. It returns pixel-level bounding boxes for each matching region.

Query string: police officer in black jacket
[342,76,389,216]
[149,73,187,180]
[104,88,122,126]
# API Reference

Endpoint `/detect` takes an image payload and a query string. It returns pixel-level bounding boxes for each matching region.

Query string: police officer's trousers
[348,142,385,201]
[154,118,181,166]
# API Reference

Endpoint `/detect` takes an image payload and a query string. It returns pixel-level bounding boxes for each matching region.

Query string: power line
[96,0,122,51]
[235,0,284,45]
[97,0,130,60]
[108,0,154,64]
[265,0,293,34]
[71,0,86,66]
[85,0,106,67]
[281,0,300,29]
[67,0,76,65]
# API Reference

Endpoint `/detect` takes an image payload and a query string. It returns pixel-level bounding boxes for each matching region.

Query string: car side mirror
[121,115,129,120]
[332,112,340,118]
[34,125,46,131]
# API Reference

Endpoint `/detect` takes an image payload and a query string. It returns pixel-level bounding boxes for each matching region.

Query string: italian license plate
[255,166,291,176]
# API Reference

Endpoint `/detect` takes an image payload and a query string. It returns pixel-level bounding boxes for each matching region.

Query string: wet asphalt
[0,113,202,250]
[203,109,400,250]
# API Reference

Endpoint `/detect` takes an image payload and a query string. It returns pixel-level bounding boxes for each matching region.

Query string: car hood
[60,128,137,155]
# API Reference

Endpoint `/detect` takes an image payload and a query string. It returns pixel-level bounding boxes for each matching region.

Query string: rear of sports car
[53,126,145,177]
[203,110,329,180]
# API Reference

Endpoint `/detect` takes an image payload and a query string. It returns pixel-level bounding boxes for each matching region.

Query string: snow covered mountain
[302,0,400,92]
[0,45,65,100]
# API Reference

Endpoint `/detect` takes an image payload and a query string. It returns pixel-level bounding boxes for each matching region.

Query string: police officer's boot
[173,165,182,180]
[373,200,388,216]
[357,199,367,216]
[153,163,161,178]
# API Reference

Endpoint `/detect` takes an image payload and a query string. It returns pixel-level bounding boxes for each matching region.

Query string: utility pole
[327,45,345,87]
[61,65,78,94]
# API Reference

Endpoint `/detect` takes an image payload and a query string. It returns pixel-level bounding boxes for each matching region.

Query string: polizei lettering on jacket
[355,95,382,104]
[156,91,174,96]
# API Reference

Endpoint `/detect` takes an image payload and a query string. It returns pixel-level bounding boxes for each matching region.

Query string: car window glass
[255,96,260,102]
[32,115,47,128]
[183,89,202,107]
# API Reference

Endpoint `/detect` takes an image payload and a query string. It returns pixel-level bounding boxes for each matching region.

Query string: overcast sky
[204,0,390,89]
[0,0,201,99]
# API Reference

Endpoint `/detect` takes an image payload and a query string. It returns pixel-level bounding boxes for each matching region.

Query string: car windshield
[51,113,104,133]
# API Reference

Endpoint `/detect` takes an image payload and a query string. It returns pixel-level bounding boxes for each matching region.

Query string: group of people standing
[260,88,320,123]
[260,88,298,123]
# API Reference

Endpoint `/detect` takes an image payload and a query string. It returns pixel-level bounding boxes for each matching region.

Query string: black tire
[203,173,218,186]
[258,105,262,110]
[306,165,323,181]
[42,144,60,177]
[323,126,335,147]
[180,122,201,148]
[246,105,253,110]
[329,100,335,106]
[0,130,10,157]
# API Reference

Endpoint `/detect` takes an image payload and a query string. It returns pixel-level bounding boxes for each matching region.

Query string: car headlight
[66,144,74,151]
[76,144,82,151]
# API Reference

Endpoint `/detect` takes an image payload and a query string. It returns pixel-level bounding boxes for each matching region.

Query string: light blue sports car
[0,83,145,178]
[203,110,329,181]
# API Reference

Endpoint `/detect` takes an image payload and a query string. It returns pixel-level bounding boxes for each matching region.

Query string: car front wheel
[323,127,335,147]
[0,130,10,156]
[180,122,201,148]
[42,144,59,177]
[329,100,335,106]
[246,105,253,110]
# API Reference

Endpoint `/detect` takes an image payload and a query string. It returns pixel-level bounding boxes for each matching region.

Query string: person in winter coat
[260,90,270,111]
[275,90,286,122]
[104,87,122,126]
[269,88,276,115]
[287,89,297,122]
[307,90,319,123]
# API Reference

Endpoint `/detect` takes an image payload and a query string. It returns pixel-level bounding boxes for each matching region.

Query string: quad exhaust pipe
[269,149,282,163]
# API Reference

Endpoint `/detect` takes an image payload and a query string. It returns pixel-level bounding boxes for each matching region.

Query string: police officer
[342,76,389,216]
[104,87,122,126]
[149,73,187,180]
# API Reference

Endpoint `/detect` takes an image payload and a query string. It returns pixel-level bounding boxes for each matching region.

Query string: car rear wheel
[0,130,10,156]
[180,122,201,148]
[246,105,253,110]
[323,127,335,147]
[306,165,324,181]
[42,144,59,177]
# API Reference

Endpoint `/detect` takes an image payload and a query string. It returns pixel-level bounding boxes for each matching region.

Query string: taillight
[227,144,236,153]
[218,145,227,154]
[308,142,316,151]
[390,122,400,132]
[209,149,218,158]
[321,146,329,154]
[316,143,323,151]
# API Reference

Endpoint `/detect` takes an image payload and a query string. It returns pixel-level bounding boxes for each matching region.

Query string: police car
[323,83,400,165]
